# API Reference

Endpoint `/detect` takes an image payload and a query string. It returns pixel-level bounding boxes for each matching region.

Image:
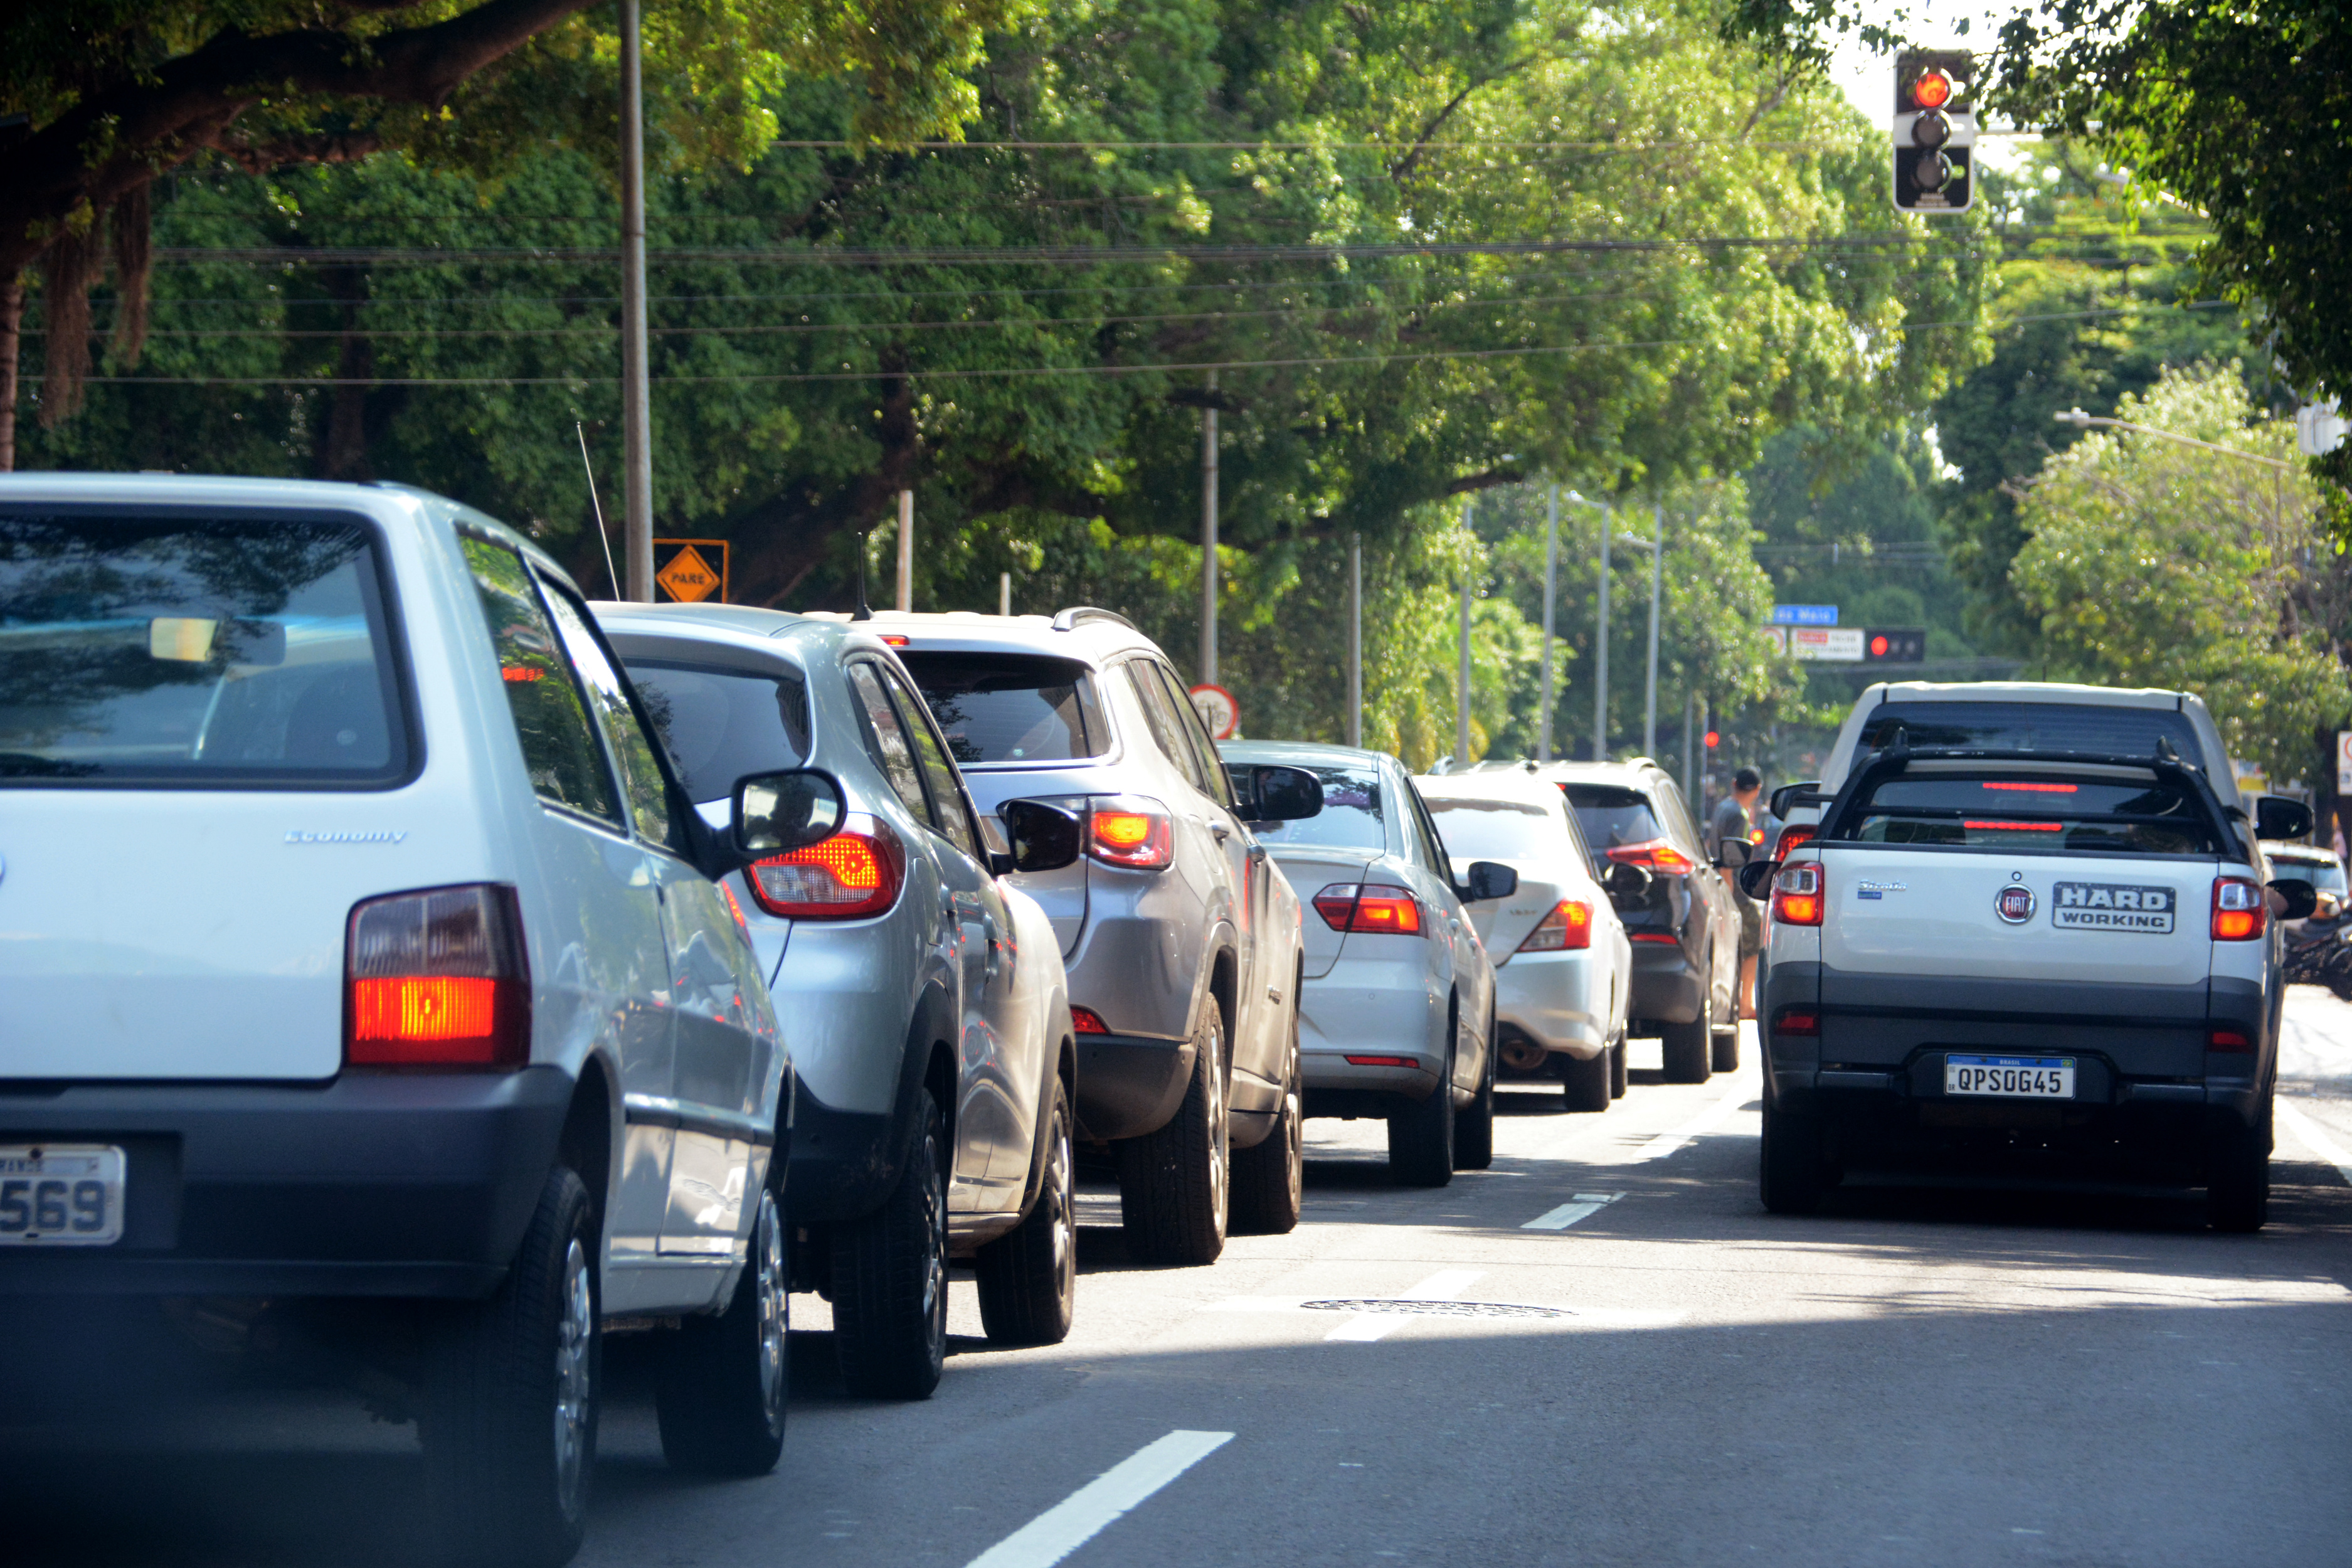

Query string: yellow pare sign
[149,617,218,662]
[654,539,730,604]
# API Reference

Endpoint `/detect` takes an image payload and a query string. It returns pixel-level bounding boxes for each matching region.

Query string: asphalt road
[14,994,2352,1567]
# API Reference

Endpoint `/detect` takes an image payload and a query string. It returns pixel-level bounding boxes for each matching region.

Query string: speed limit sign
[1189,683,1239,740]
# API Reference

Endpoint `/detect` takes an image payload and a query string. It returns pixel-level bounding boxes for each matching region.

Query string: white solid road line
[1523,1191,1624,1230]
[962,1429,1236,1568]
[1626,1084,1753,1163]
[2277,1099,2352,1189]
[1327,1268,1483,1342]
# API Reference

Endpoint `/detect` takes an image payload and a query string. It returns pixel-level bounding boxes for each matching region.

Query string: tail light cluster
[1089,805,1174,869]
[1771,862,1824,926]
[1071,1006,1110,1035]
[1517,899,1593,953]
[2212,876,2267,941]
[748,814,906,919]
[346,884,530,1070]
[1769,824,1816,859]
[1313,883,1423,935]
[1605,838,1694,875]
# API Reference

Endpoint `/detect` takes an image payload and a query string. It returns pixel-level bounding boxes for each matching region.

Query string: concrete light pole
[618,0,653,602]
[1347,531,1363,749]
[1200,371,1219,684]
[894,488,913,612]
[1564,492,1612,761]
[1539,484,1559,763]
[1608,519,1661,760]
[1456,495,1475,767]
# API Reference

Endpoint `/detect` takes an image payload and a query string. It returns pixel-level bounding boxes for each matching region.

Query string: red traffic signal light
[1862,627,1926,664]
[1910,70,1952,111]
[1704,730,1720,749]
[1869,635,1890,658]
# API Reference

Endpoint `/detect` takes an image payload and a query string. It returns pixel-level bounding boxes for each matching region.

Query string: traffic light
[1863,627,1926,664]
[1894,50,1975,213]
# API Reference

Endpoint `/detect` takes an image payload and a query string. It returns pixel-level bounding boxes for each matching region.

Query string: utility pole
[894,488,913,612]
[1539,484,1559,763]
[999,571,1011,617]
[1456,496,1475,767]
[1565,492,1611,762]
[1200,370,1219,685]
[1646,502,1663,758]
[1347,531,1363,749]
[618,0,653,603]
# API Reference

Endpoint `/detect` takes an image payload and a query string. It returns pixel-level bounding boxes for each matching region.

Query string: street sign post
[1190,682,1239,740]
[653,538,729,603]
[2336,731,2352,793]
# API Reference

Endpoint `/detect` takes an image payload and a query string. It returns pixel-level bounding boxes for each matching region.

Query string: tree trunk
[0,273,19,472]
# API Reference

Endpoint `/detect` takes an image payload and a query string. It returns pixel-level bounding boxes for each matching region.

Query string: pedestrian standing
[1712,767,1763,1020]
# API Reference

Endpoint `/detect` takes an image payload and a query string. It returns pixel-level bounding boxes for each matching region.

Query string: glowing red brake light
[748,817,906,919]
[1606,838,1693,875]
[1770,824,1816,859]
[1313,882,1423,935]
[1771,863,1824,926]
[2212,876,2266,941]
[1071,1006,1110,1035]
[346,884,529,1069]
[1090,807,1174,869]
[1518,899,1592,952]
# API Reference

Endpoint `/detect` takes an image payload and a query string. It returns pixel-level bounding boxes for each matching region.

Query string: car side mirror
[1737,859,1779,900]
[1250,764,1324,822]
[2256,795,2314,842]
[1458,860,1518,902]
[993,799,1084,876]
[731,768,845,864]
[1714,837,1753,871]
[2270,877,2319,922]
[1768,781,1823,820]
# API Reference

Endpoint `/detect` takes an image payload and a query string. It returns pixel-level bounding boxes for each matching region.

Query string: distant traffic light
[1863,627,1927,664]
[1894,50,1975,213]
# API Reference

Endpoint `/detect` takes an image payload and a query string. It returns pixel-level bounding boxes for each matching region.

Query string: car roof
[1412,770,1568,808]
[1520,758,1670,787]
[1856,679,2193,711]
[1220,739,1390,770]
[593,600,897,665]
[800,608,1160,664]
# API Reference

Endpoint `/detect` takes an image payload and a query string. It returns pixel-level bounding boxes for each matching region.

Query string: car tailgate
[1266,847,1379,979]
[1465,864,1573,961]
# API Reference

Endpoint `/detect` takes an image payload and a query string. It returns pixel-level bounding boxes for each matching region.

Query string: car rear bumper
[1073,1030,1197,1143]
[1493,951,1611,1059]
[1298,958,1444,1115]
[781,1073,900,1225]
[1627,939,1702,1025]
[0,1068,573,1298]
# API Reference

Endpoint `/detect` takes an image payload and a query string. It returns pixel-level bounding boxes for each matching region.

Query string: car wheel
[2207,1098,2271,1233]
[1232,1015,1305,1234]
[1454,1014,1496,1169]
[975,1077,1079,1343]
[655,1184,788,1476]
[1388,1033,1456,1188]
[1711,1015,1742,1074]
[1759,1094,1825,1216]
[422,1165,599,1568]
[1661,977,1712,1084]
[1117,1006,1230,1265]
[1608,1033,1628,1099]
[831,1086,949,1399]
[1562,1044,1611,1113]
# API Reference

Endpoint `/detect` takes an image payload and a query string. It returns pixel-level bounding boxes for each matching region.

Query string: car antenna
[575,423,622,598]
[851,527,874,621]
[1883,723,1910,760]
[2155,736,2181,765]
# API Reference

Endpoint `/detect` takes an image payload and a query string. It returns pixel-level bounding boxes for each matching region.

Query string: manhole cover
[1298,1298,1571,1320]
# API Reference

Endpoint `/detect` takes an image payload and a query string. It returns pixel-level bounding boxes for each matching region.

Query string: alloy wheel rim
[920,1126,946,1335]
[1284,1051,1304,1206]
[553,1237,594,1509]
[755,1192,786,1426]
[1049,1110,1075,1300]
[1209,1042,1227,1229]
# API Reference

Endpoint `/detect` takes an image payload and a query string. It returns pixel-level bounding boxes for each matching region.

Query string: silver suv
[861,608,1322,1264]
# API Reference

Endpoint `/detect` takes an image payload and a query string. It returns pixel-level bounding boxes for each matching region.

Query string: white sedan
[1417,770,1633,1111]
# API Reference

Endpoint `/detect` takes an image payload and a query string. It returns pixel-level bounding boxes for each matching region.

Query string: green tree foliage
[2007,362,2347,786]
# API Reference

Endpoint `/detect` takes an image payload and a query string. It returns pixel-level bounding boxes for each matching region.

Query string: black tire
[1661,979,1712,1084]
[1389,1030,1456,1188]
[831,1087,948,1399]
[1759,1094,1825,1215]
[421,1165,599,1568]
[1608,1035,1628,1099]
[976,1077,1078,1343]
[1454,1014,1498,1170]
[1712,1018,1742,1074]
[654,1185,788,1476]
[1232,1015,1305,1233]
[1117,1007,1230,1265]
[1562,1045,1611,1113]
[2207,1099,2271,1233]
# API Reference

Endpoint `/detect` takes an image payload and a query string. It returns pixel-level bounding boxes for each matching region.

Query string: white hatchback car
[0,475,830,1567]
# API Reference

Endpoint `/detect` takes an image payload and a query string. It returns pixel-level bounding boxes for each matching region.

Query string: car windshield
[1228,761,1387,850]
[1560,783,1666,859]
[623,659,811,803]
[898,651,1108,766]
[1423,795,1568,862]
[2271,854,2346,893]
[1836,770,2222,856]
[1857,701,2203,765]
[0,512,407,787]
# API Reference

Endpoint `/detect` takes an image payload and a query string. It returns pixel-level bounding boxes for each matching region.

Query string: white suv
[0,476,837,1566]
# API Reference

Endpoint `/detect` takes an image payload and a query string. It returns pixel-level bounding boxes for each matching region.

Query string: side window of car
[1407,783,1455,887]
[460,538,624,829]
[1152,661,1237,810]
[537,580,687,856]
[880,664,982,862]
[1123,660,1205,792]
[847,661,933,824]
[1656,780,1708,862]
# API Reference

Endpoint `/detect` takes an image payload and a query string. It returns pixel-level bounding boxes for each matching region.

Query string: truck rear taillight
[1518,900,1592,952]
[346,885,529,1070]
[1606,838,1693,875]
[1071,1007,1110,1034]
[1772,1008,1820,1037]
[1769,824,1816,859]
[1771,863,1824,926]
[1089,806,1174,869]
[1313,883,1423,935]
[748,817,906,919]
[2212,876,2267,941]
[2208,1026,2254,1051]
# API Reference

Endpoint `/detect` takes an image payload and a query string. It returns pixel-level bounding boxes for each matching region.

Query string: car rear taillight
[1605,838,1694,875]
[2212,876,2266,941]
[2208,1026,2254,1051]
[748,815,906,919]
[1072,1007,1110,1035]
[1089,805,1174,869]
[1771,863,1824,926]
[1628,930,1680,945]
[1345,1054,1423,1068]
[1518,900,1593,952]
[1313,882,1423,935]
[346,885,529,1070]
[1770,824,1816,859]
[1772,1007,1820,1037]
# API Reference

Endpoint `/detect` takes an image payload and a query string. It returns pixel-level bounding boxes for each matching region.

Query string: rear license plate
[0,1145,127,1246]
[1945,1056,2075,1099]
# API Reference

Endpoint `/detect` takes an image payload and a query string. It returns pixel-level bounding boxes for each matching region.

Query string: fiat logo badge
[1996,884,2037,924]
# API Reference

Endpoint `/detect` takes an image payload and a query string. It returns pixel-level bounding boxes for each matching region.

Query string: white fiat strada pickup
[1749,722,2316,1231]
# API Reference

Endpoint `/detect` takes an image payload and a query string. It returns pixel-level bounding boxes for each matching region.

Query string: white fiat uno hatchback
[0,475,841,1567]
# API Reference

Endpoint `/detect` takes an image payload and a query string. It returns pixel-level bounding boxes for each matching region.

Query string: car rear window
[1229,762,1387,850]
[1424,795,1570,862]
[1560,784,1665,857]
[625,659,811,803]
[0,512,408,787]
[2269,854,2345,892]
[1857,701,2201,763]
[898,652,1108,766]
[1837,771,2222,856]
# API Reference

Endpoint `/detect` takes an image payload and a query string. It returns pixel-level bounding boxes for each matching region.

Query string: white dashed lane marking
[1523,1192,1623,1230]
[962,1429,1235,1568]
